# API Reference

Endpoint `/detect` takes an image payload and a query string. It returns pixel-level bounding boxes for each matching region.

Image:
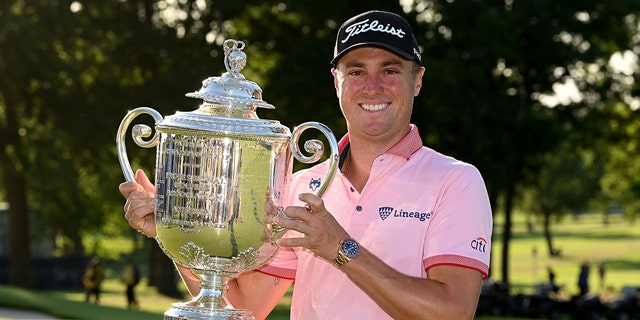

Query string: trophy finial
[223,39,247,76]
[185,39,274,111]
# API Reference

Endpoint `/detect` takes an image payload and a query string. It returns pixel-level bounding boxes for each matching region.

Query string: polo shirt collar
[337,124,423,165]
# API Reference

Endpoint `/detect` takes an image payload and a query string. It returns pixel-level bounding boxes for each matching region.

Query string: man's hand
[273,193,350,262]
[119,169,157,238]
[261,189,280,243]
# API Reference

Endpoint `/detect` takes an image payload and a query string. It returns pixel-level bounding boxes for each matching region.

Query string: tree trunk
[148,238,183,299]
[0,75,35,288]
[488,191,498,278]
[501,182,515,293]
[543,208,560,257]
[0,155,35,288]
[69,227,85,257]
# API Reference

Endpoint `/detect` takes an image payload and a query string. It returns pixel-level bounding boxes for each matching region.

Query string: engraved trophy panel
[116,39,337,320]
[154,133,291,273]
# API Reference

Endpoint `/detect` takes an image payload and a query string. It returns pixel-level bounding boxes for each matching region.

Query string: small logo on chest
[308,178,321,191]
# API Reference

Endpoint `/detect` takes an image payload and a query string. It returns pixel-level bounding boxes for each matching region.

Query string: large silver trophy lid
[186,39,274,110]
[158,39,287,137]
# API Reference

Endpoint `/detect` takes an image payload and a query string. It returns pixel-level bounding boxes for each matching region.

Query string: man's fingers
[273,212,307,231]
[119,181,139,198]
[125,204,156,238]
[298,193,327,215]
[135,169,155,192]
[123,192,155,220]
[276,236,306,248]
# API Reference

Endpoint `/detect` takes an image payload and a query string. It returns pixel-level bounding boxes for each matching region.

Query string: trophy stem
[163,270,254,320]
[193,270,229,309]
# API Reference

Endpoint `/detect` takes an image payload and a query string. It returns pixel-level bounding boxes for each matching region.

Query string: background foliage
[1,0,639,295]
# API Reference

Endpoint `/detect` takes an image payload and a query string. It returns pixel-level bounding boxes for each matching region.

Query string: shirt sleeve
[423,164,493,279]
[256,242,298,280]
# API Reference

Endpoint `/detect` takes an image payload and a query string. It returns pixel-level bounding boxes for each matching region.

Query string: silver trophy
[117,39,338,320]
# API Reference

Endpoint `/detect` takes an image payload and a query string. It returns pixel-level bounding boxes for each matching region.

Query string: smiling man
[120,10,493,320]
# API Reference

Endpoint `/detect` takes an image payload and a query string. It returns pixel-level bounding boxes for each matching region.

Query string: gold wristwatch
[334,238,360,267]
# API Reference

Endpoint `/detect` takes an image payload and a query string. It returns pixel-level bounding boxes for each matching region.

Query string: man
[121,10,492,320]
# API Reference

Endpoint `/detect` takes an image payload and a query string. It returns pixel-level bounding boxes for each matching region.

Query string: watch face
[341,239,360,258]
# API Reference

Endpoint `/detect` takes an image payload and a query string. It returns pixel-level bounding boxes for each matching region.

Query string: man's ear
[332,68,340,96]
[414,66,425,96]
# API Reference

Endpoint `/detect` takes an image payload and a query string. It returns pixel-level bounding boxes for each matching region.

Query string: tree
[2,0,638,298]
[0,0,198,292]
[521,142,604,257]
[405,0,640,289]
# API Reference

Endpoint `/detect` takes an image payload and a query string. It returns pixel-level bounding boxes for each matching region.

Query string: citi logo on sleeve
[378,206,432,222]
[471,237,488,253]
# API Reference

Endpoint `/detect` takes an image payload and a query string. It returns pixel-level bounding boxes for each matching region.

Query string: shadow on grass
[603,258,640,272]
[511,228,640,241]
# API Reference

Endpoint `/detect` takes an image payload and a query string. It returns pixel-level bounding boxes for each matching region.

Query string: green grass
[0,212,638,319]
[0,275,290,320]
[492,212,640,298]
[0,285,159,320]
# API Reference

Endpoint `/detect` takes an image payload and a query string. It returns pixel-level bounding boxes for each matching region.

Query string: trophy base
[164,302,255,320]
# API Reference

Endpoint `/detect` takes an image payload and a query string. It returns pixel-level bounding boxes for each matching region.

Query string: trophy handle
[290,121,339,197]
[116,107,164,182]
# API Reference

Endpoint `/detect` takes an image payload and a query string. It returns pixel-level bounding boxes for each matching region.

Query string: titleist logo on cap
[341,19,406,44]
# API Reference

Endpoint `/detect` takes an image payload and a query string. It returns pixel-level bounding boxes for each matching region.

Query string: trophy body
[117,40,338,319]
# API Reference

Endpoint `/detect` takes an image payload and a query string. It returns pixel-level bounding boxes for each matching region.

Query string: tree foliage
[1,0,639,296]
[404,0,640,288]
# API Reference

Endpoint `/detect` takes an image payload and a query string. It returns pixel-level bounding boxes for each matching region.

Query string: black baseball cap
[331,10,422,66]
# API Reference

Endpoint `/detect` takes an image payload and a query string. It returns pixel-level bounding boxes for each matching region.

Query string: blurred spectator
[82,257,104,304]
[547,266,560,293]
[120,258,141,309]
[598,260,606,290]
[578,259,590,296]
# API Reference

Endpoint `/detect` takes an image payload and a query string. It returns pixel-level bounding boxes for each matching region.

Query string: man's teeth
[361,103,387,111]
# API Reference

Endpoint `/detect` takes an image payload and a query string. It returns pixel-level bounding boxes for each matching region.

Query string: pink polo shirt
[258,125,492,320]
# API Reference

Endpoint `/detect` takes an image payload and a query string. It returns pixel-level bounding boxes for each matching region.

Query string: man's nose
[363,74,384,94]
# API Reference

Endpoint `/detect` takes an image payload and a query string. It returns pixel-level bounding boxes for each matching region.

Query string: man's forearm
[174,263,201,297]
[339,247,482,320]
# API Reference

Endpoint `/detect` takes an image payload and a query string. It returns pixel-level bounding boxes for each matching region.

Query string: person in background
[120,10,493,320]
[597,260,606,291]
[578,258,590,296]
[120,258,141,309]
[82,256,104,304]
[547,266,560,294]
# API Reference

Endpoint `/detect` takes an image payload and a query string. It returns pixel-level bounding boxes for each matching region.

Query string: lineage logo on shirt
[379,206,432,222]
